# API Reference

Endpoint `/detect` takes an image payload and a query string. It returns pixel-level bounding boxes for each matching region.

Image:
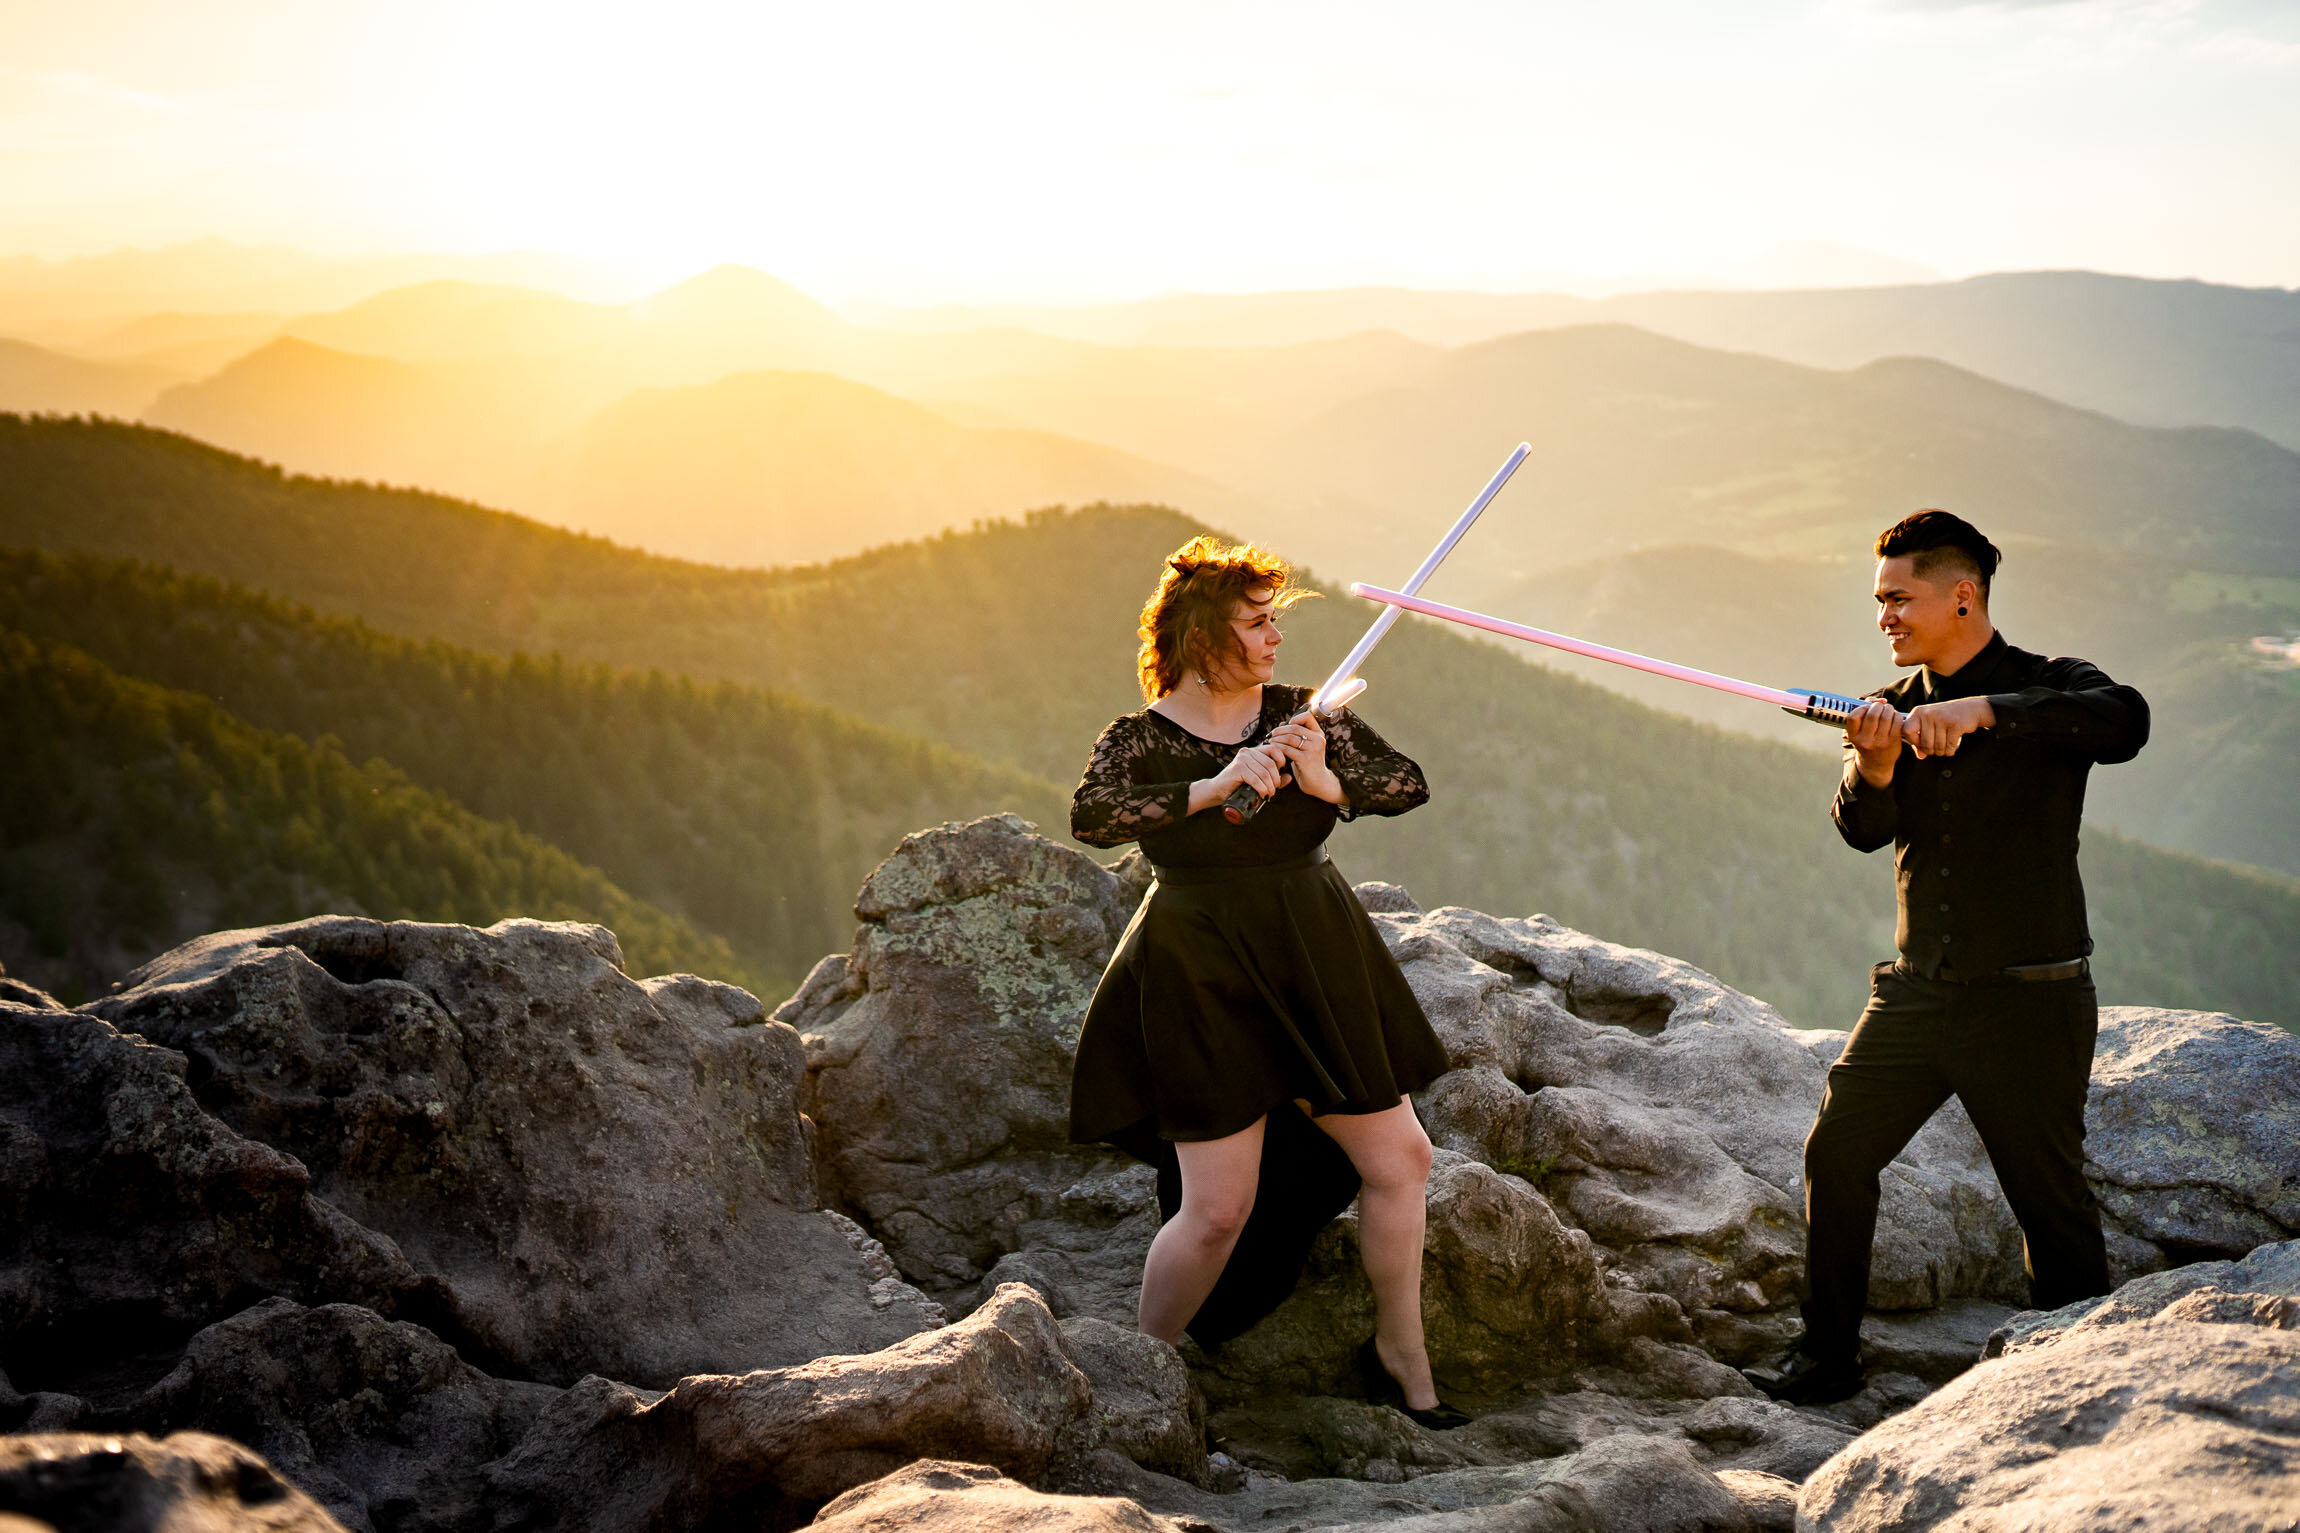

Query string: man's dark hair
[1876,509,2001,598]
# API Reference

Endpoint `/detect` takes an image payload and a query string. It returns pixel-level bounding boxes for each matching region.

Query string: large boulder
[0,1001,424,1413]
[126,1297,559,1533]
[88,916,940,1389]
[482,1284,1093,1533]
[2083,1007,2300,1268]
[1800,1246,2300,1530]
[786,816,1154,1306]
[1387,909,2025,1358]
[0,1430,351,1532]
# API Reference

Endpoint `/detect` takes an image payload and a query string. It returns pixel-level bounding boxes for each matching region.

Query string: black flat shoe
[1742,1348,1865,1405]
[1356,1337,1473,1430]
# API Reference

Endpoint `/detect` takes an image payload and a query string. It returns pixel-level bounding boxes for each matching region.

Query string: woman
[1068,534,1466,1429]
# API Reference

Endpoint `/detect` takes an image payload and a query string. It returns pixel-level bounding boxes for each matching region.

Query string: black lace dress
[1068,682,1449,1151]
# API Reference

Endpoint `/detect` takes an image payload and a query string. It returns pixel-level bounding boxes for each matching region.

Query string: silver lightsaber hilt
[1220,677,1368,824]
[1784,689,1870,728]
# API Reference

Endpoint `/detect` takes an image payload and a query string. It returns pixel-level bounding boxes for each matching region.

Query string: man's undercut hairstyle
[1877,509,2002,600]
[1137,534,1315,701]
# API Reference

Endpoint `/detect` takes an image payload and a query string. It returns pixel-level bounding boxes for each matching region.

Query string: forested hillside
[0,629,743,1002]
[0,548,1070,991]
[6,416,2295,1028]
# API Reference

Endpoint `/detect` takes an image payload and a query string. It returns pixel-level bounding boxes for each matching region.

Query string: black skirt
[1070,848,1450,1147]
[1068,849,1450,1344]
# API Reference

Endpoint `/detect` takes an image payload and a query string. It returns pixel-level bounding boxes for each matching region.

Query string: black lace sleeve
[1325,706,1428,819]
[1071,715,1197,848]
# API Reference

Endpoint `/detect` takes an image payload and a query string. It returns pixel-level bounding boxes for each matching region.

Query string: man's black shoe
[1742,1349,1864,1405]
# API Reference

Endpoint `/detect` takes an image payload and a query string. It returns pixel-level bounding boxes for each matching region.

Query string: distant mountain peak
[636,265,841,327]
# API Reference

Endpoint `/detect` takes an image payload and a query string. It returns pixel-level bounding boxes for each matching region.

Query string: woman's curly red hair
[1136,535,1315,702]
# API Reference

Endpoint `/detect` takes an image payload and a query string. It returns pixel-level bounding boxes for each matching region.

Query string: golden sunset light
[4,0,2297,301]
[2,3,2297,1523]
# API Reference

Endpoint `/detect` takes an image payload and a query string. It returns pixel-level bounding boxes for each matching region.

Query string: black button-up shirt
[1831,631,2149,979]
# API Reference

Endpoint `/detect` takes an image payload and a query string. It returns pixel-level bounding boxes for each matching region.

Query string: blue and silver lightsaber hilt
[1785,689,1870,728]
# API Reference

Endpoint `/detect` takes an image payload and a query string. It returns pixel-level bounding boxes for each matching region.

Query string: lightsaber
[1224,442,1533,823]
[1347,584,1925,740]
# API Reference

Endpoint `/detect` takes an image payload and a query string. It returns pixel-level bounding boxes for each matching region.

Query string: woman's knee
[1358,1119,1435,1191]
[1178,1191,1256,1246]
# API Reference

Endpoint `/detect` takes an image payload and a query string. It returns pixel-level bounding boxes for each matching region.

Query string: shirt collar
[1922,630,2011,702]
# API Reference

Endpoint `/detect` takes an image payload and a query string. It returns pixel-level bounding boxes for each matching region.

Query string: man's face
[1872,555,1963,668]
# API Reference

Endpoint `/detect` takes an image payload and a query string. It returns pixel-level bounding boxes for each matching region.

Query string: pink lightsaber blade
[1348,583,1921,740]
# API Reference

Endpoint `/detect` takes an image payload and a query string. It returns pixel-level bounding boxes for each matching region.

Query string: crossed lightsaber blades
[1224,443,1922,823]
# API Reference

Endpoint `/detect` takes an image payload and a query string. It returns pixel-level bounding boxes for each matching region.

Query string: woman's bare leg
[1314,1100,1440,1410]
[1138,1116,1266,1343]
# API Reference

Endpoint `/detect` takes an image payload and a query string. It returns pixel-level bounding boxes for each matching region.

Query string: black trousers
[1799,961,2110,1363]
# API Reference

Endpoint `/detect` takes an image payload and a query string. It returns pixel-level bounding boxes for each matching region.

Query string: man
[1747,510,2149,1405]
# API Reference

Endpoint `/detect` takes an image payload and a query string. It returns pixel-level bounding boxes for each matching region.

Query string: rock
[89,915,938,1388]
[1855,1299,2013,1385]
[124,1298,557,1533]
[1712,1470,1795,1532]
[1798,1315,2300,1530]
[791,816,1153,1303]
[1393,908,2029,1332]
[482,1285,1093,1532]
[1669,1395,1856,1483]
[1987,1237,2300,1358]
[2083,1006,2300,1267]
[0,1430,351,1532]
[810,1460,1182,1533]
[1105,1433,1755,1532]
[1057,1318,1209,1486]
[1189,1151,1623,1407]
[0,1002,424,1410]
[1351,882,1423,916]
[0,960,60,1011]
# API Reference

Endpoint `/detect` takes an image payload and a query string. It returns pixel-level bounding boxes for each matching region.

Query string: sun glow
[2,0,2296,302]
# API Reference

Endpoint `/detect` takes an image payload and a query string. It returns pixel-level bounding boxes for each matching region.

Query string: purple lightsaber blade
[1348,583,1920,740]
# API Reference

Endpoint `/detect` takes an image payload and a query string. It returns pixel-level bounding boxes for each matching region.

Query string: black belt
[1149,849,1330,886]
[1922,957,2089,986]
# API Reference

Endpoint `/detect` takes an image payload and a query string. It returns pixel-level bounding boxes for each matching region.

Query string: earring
[1958,606,1968,617]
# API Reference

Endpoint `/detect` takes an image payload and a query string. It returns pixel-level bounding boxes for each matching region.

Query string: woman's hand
[1187,741,1291,815]
[1271,712,1346,806]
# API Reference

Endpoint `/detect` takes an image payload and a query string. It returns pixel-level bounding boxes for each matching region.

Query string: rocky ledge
[3,814,2295,1532]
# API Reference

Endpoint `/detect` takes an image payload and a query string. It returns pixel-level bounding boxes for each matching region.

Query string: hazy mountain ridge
[514,368,1252,568]
[0,338,182,419]
[869,270,2300,451]
[3,414,2293,1029]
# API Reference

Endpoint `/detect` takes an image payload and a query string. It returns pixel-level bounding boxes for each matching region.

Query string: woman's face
[1210,585,1283,687]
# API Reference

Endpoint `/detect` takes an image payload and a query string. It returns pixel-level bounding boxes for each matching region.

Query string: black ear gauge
[1958,606,1968,616]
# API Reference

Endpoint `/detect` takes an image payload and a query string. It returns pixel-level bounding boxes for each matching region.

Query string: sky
[2,0,2295,304]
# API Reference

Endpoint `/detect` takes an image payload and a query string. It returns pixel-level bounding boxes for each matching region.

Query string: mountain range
[4,413,2294,1033]
[3,256,2293,890]
[873,271,2300,451]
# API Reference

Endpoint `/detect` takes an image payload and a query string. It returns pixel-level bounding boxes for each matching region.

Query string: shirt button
[1941,869,1951,878]
[1943,769,1954,779]
[1943,935,1954,944]
[1939,903,1950,912]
